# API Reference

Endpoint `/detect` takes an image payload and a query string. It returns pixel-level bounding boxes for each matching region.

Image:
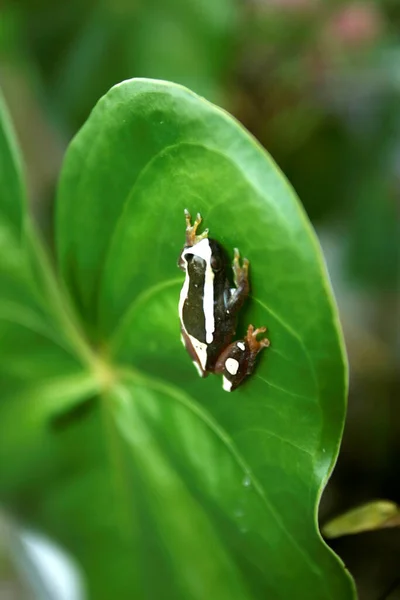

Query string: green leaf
[0,91,92,373]
[2,79,355,598]
[323,500,400,539]
[53,79,355,598]
[0,89,25,238]
[0,91,51,339]
[0,90,99,512]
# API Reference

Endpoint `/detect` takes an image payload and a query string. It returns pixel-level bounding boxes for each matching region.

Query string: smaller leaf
[322,500,400,539]
[0,89,25,237]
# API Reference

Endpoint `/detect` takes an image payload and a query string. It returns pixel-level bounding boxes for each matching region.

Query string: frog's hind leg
[244,324,270,374]
[214,324,269,392]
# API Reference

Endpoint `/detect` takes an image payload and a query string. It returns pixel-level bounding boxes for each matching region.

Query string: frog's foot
[184,209,209,247]
[214,325,269,392]
[245,324,270,355]
[232,247,249,289]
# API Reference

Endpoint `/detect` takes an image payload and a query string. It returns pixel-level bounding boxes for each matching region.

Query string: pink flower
[328,3,383,46]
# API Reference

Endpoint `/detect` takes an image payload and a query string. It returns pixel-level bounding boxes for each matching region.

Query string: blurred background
[0,0,399,598]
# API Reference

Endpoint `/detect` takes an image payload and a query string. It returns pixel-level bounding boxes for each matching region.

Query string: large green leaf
[1,79,355,599]
[54,79,354,598]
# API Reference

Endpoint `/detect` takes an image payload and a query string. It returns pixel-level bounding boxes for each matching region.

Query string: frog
[178,209,269,392]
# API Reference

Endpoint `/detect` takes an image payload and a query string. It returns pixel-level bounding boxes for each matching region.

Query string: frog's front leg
[184,209,209,247]
[178,209,210,271]
[226,248,249,313]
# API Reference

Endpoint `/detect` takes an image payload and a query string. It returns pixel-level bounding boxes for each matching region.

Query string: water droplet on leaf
[242,475,251,487]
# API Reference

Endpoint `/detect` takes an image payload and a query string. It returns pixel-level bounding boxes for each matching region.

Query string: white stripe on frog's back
[178,258,208,373]
[181,238,215,344]
[188,334,208,371]
[178,268,190,326]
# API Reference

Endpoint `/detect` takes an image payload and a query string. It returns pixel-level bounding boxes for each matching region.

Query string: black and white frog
[178,209,269,392]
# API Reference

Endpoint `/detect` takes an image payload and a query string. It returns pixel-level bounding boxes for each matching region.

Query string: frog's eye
[211,254,222,272]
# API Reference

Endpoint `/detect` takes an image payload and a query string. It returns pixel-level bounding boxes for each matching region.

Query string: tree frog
[178,209,270,392]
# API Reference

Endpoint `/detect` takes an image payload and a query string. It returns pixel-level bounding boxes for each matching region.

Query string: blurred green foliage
[1,0,237,129]
[1,0,398,292]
